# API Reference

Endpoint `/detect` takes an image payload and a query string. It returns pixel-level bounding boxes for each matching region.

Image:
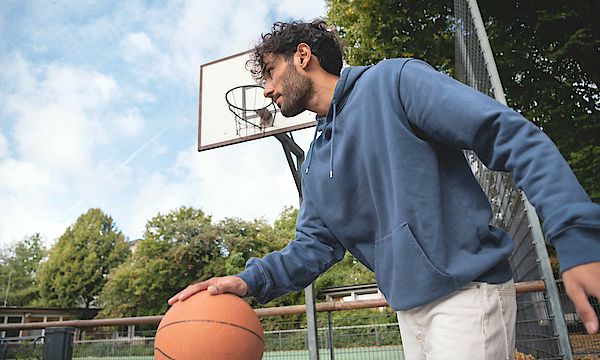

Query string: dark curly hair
[247,19,344,82]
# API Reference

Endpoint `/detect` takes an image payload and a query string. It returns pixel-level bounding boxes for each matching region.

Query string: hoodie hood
[322,65,372,126]
[306,65,372,177]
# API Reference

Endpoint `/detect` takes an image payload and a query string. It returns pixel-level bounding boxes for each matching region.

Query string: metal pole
[465,0,506,105]
[4,271,13,306]
[305,283,320,360]
[524,198,574,360]
[275,132,320,360]
[328,311,335,360]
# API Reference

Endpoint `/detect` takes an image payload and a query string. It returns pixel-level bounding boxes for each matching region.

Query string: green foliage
[0,233,47,306]
[315,252,375,292]
[99,206,300,318]
[480,1,600,202]
[22,203,378,319]
[327,0,454,74]
[98,205,379,323]
[99,207,217,317]
[273,206,299,240]
[36,208,129,308]
[327,0,599,202]
[569,145,600,201]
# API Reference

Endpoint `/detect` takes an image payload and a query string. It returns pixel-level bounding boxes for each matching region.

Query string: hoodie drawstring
[305,101,337,179]
[329,101,337,179]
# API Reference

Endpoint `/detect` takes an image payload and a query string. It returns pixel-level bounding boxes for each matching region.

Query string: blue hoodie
[237,59,600,311]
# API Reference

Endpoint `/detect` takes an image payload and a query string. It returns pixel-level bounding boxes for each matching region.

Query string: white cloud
[132,91,157,103]
[12,105,95,170]
[0,54,130,245]
[144,0,279,85]
[170,138,307,223]
[111,108,145,137]
[3,60,118,171]
[153,143,168,155]
[0,158,57,195]
[0,52,37,95]
[0,0,328,246]
[121,32,157,62]
[0,158,67,245]
[0,133,8,158]
[271,0,327,21]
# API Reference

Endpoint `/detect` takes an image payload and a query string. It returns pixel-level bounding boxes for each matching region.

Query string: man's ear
[296,43,312,69]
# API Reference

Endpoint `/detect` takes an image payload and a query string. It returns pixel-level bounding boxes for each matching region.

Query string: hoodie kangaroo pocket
[374,222,459,310]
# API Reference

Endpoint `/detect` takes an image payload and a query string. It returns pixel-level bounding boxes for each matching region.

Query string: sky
[0,0,325,247]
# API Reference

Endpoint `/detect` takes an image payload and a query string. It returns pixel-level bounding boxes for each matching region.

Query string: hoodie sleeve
[397,59,600,273]
[236,194,346,304]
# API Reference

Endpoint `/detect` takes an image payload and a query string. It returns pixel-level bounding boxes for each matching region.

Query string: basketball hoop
[225,84,277,137]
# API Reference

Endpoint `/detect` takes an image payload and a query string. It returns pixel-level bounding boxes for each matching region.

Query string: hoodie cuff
[235,260,264,298]
[551,226,600,273]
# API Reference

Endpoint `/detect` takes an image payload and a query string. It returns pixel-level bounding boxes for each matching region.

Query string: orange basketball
[154,291,264,360]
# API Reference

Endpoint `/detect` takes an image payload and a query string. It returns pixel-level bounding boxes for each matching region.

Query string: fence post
[279,330,282,351]
[43,327,75,360]
[327,311,335,360]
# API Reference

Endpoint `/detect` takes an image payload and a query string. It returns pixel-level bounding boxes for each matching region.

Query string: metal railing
[0,280,548,360]
[1,279,598,359]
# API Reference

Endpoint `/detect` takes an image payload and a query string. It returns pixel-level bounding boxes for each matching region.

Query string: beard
[278,61,315,117]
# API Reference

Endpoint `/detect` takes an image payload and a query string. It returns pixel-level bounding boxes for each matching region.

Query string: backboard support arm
[274,133,304,201]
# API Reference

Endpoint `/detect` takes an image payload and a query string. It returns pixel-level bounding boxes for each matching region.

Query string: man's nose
[264,84,274,99]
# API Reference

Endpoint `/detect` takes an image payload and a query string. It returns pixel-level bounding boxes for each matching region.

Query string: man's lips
[273,95,281,107]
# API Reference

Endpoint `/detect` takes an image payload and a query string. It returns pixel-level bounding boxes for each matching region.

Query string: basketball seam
[157,319,264,344]
[154,347,175,360]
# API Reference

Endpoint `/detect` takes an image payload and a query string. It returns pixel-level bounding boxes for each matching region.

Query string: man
[171,20,600,359]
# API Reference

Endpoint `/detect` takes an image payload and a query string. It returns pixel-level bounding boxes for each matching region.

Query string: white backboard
[198,50,317,151]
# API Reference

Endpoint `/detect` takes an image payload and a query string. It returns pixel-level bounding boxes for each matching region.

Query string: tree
[99,207,219,318]
[327,0,454,74]
[220,208,306,324]
[99,206,300,319]
[0,233,47,306]
[326,0,599,202]
[36,208,129,308]
[479,0,600,202]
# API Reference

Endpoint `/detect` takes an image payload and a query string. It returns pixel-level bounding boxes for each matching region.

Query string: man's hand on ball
[168,276,248,305]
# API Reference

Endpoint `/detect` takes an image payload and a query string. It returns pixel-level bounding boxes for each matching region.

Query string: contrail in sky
[58,128,168,222]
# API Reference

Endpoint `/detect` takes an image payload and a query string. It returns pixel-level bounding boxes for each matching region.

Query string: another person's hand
[562,261,600,334]
[168,276,248,305]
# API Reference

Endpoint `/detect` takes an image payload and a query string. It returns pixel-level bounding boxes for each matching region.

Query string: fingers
[209,276,248,297]
[566,283,599,334]
[168,281,210,305]
[168,276,249,305]
[562,262,600,334]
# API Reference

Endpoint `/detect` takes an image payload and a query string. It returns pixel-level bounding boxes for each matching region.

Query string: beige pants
[397,279,516,360]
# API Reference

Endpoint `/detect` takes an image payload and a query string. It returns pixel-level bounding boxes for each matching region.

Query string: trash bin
[43,327,75,360]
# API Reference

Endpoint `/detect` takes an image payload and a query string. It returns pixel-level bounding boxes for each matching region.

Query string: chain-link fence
[262,312,403,360]
[71,328,156,359]
[65,312,403,360]
[0,336,44,360]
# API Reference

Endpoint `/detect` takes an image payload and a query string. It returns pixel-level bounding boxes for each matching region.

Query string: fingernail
[585,322,596,333]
